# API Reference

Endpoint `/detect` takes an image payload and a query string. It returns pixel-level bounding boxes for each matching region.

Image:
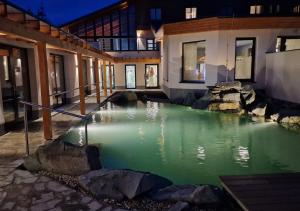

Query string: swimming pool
[63,101,300,185]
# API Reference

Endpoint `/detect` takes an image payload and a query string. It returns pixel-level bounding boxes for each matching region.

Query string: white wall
[114,62,162,89]
[266,50,300,104]
[162,28,300,95]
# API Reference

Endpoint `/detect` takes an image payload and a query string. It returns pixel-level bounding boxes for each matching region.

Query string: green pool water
[63,101,300,185]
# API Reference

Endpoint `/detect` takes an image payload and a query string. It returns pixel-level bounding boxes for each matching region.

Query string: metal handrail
[19,100,89,156]
[49,83,101,97]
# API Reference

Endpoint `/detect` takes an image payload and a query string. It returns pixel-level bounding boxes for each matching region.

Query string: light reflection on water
[64,101,300,185]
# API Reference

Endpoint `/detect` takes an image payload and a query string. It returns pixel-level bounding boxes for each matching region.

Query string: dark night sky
[8,0,120,26]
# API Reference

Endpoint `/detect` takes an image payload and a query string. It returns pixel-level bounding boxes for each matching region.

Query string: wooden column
[109,62,113,94]
[94,59,101,104]
[103,60,108,97]
[77,53,86,115]
[37,42,52,140]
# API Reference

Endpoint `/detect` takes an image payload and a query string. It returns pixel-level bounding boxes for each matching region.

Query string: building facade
[0,0,300,137]
[62,0,300,99]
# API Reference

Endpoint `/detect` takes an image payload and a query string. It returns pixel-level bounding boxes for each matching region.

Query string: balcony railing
[89,37,160,52]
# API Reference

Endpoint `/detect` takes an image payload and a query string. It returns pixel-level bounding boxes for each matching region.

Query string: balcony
[88,37,160,52]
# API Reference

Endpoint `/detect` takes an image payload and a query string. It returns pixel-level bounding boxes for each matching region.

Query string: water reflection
[196,146,206,165]
[233,146,250,167]
[66,101,300,185]
[146,101,159,121]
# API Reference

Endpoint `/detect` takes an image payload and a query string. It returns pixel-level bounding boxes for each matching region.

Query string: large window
[250,5,263,14]
[185,8,197,19]
[276,36,300,52]
[235,38,256,81]
[182,41,206,82]
[150,8,162,21]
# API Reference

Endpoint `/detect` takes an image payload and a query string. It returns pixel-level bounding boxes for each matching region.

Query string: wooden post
[37,42,52,140]
[77,53,86,115]
[109,62,113,94]
[103,60,108,97]
[94,59,101,104]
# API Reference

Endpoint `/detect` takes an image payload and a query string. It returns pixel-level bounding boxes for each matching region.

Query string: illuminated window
[293,5,300,13]
[250,5,263,14]
[147,39,157,50]
[185,8,197,19]
[182,41,206,82]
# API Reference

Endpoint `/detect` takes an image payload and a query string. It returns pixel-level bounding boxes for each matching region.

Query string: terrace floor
[0,93,130,211]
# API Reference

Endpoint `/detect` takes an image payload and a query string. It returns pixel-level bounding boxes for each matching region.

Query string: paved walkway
[0,94,131,211]
[0,159,127,211]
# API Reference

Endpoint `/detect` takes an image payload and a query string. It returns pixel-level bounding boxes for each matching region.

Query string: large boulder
[208,102,240,112]
[24,140,101,176]
[168,202,190,211]
[110,91,138,105]
[79,169,172,200]
[149,185,220,206]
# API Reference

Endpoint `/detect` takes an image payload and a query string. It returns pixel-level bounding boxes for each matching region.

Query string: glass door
[49,54,66,108]
[125,65,136,89]
[0,46,30,129]
[145,64,159,88]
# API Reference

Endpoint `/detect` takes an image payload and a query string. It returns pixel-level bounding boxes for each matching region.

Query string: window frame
[181,40,206,84]
[234,37,256,82]
[125,64,137,89]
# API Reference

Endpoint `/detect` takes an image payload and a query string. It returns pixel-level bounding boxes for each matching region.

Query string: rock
[183,93,197,106]
[192,92,212,110]
[241,85,256,106]
[110,92,137,105]
[79,169,172,200]
[250,103,267,117]
[208,102,240,112]
[279,116,300,132]
[214,81,242,92]
[24,140,101,176]
[168,202,190,211]
[149,185,220,206]
[215,93,241,102]
[270,113,280,122]
[280,116,300,124]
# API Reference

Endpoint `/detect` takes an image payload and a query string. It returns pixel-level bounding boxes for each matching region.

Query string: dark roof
[59,0,126,27]
[3,0,54,26]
